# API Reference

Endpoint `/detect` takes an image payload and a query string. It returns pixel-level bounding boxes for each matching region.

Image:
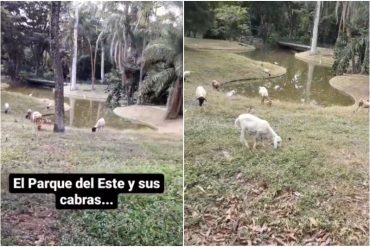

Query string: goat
[195,86,207,106]
[26,110,44,130]
[92,118,105,132]
[4,102,10,114]
[354,99,369,113]
[235,113,282,150]
[212,80,221,91]
[259,86,272,105]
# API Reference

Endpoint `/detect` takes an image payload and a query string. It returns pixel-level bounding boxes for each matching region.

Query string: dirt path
[113,105,183,137]
[329,74,369,105]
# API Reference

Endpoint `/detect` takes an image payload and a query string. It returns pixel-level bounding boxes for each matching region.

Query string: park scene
[1,1,183,245]
[184,1,369,245]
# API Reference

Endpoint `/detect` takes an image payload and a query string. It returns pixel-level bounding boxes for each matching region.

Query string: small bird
[4,102,10,114]
[184,71,191,81]
[226,90,236,97]
[263,68,271,77]
[212,80,221,91]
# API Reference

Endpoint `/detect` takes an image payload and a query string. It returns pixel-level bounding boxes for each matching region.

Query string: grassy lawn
[184,39,369,245]
[1,91,183,246]
[185,38,286,84]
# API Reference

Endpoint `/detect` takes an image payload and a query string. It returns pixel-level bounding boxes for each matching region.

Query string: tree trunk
[50,1,65,132]
[310,1,321,55]
[166,78,183,119]
[70,6,79,90]
[101,45,105,82]
[139,36,146,90]
[87,39,96,90]
[361,41,368,74]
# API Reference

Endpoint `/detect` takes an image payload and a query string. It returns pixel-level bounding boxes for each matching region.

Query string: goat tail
[235,117,241,129]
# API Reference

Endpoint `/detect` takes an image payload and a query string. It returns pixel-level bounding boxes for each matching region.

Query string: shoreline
[295,48,334,67]
[329,74,369,106]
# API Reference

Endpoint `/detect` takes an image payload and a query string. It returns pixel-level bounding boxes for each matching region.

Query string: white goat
[195,86,207,106]
[259,86,272,105]
[4,103,10,114]
[235,113,282,150]
[92,118,105,132]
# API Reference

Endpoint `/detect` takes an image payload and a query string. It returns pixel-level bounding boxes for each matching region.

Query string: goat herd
[3,102,105,133]
[188,71,369,151]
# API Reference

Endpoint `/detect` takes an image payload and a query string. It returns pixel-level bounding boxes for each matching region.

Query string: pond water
[5,85,147,130]
[222,48,354,106]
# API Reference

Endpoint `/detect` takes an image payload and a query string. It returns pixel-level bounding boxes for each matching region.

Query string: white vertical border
[182,0,185,245]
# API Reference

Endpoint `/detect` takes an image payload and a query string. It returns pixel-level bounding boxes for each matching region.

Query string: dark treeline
[185,1,369,74]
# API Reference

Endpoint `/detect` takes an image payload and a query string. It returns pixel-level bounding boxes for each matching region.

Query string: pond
[4,85,147,130]
[222,48,354,106]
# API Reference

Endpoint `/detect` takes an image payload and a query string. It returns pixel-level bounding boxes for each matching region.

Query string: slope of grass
[184,39,369,245]
[1,91,183,246]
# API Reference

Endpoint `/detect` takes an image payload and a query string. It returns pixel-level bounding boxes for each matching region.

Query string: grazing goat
[92,118,105,132]
[259,86,272,105]
[226,90,236,97]
[4,103,10,114]
[212,80,221,90]
[195,86,207,106]
[235,113,282,150]
[26,110,44,130]
[354,99,369,113]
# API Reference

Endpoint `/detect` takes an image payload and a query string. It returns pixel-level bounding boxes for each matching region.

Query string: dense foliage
[184,1,369,75]
[1,1,183,114]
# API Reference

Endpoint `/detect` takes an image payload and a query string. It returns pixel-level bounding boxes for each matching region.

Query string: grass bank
[185,38,286,85]
[1,91,183,246]
[184,39,368,245]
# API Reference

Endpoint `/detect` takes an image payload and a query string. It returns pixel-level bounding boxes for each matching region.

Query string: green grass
[184,39,369,245]
[1,91,183,246]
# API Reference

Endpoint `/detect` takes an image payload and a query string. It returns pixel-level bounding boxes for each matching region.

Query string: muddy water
[5,85,146,130]
[222,49,354,106]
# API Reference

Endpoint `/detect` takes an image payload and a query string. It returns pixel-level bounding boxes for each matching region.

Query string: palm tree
[333,1,369,74]
[310,1,321,55]
[70,4,79,90]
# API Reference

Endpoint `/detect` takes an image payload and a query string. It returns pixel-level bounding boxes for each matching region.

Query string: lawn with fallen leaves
[184,38,369,245]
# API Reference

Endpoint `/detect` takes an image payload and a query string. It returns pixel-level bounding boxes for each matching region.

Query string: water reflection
[5,85,146,130]
[222,49,353,106]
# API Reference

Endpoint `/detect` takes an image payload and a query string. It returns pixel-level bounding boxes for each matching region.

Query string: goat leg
[252,137,257,150]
